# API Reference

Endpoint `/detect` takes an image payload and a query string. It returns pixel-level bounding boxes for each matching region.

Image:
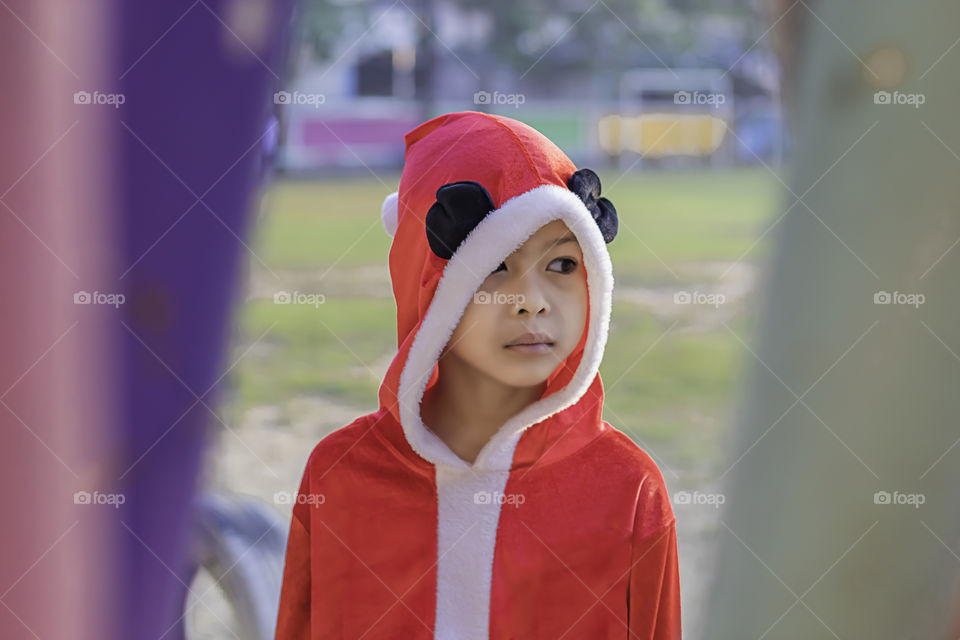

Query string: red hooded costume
[274,111,682,639]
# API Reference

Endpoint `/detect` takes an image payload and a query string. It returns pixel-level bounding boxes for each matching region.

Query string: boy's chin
[490,364,555,390]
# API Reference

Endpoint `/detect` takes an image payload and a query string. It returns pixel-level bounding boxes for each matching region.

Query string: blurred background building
[274,0,783,172]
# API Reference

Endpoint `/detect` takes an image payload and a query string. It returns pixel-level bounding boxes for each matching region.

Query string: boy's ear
[567,168,619,243]
[425,181,496,259]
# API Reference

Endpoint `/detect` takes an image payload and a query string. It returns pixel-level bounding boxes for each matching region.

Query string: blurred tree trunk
[704,1,960,637]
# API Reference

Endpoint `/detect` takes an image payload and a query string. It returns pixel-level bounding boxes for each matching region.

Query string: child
[274,111,682,639]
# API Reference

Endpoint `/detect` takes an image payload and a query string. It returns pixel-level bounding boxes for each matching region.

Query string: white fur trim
[434,467,510,640]
[394,184,614,639]
[381,191,399,237]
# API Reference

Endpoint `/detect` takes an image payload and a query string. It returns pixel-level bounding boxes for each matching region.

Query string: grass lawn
[227,167,782,477]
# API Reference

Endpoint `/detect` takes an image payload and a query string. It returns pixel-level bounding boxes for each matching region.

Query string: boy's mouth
[504,332,555,353]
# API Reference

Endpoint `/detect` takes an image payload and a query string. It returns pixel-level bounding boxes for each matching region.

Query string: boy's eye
[547,257,578,273]
[490,257,578,275]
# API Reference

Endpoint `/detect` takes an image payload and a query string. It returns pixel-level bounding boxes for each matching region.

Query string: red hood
[373,111,614,473]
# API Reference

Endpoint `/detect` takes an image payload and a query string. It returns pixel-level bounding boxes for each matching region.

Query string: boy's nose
[510,283,549,316]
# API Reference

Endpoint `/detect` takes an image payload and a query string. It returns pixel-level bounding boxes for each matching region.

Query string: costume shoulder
[302,411,384,476]
[599,423,677,539]
[288,411,386,530]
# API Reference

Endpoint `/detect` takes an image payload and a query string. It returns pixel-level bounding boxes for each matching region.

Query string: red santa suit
[274,111,682,640]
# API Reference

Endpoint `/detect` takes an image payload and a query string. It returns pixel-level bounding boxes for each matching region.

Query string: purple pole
[114,1,294,638]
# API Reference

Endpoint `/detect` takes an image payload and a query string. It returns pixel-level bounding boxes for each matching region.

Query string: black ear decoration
[566,168,619,243]
[425,180,496,259]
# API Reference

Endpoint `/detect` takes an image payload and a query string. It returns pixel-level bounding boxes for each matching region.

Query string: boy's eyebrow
[540,232,578,252]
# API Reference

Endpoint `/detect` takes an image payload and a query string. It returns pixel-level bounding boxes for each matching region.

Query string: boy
[275,111,681,639]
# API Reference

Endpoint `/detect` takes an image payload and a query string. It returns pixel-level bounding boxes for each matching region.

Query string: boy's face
[441,219,588,388]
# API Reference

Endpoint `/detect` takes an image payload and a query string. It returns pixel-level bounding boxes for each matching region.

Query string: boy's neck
[421,355,546,465]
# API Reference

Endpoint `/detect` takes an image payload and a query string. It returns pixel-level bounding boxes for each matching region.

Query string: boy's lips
[504,332,555,351]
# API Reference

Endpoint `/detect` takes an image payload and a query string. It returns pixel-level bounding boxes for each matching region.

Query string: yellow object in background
[598,113,727,157]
